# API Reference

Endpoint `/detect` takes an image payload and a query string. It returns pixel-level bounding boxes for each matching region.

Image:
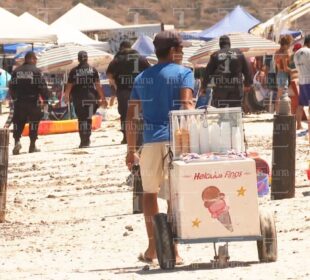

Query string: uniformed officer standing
[9,51,49,155]
[106,41,150,144]
[64,51,107,148]
[201,35,253,108]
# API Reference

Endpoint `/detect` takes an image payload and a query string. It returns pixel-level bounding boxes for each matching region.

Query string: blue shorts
[299,84,310,106]
[276,72,289,89]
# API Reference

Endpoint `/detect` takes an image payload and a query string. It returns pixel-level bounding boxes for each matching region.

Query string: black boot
[12,140,22,155]
[29,140,40,153]
[79,137,90,148]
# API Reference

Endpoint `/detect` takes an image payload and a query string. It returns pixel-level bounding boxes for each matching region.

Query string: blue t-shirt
[131,63,194,143]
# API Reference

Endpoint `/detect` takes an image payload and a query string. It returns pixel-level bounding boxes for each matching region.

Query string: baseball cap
[153,31,190,51]
[78,51,88,62]
[119,40,132,50]
[219,35,231,47]
[293,43,302,52]
[25,51,37,61]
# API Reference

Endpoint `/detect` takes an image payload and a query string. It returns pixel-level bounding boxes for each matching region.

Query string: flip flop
[138,253,155,264]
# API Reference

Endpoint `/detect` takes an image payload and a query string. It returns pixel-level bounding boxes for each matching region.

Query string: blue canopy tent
[3,43,29,54]
[183,5,260,41]
[132,35,155,57]
[14,46,46,60]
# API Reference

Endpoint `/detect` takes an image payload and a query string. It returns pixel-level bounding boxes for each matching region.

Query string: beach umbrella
[189,33,280,66]
[147,40,206,67]
[36,44,113,73]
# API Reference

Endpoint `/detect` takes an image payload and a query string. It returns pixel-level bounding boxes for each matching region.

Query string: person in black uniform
[201,35,253,108]
[9,51,49,155]
[64,51,107,148]
[106,41,150,144]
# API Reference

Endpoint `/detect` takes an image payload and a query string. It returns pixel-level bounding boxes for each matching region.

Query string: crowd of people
[4,30,309,264]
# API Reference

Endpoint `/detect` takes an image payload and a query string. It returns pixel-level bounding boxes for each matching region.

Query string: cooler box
[170,158,260,240]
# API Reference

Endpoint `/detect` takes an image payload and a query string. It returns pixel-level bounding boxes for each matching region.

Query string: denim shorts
[276,72,289,89]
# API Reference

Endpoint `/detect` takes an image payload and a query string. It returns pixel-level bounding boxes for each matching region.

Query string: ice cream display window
[153,107,277,270]
[169,107,245,160]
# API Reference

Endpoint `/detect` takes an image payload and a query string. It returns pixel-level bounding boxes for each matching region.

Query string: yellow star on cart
[192,218,201,228]
[237,186,246,197]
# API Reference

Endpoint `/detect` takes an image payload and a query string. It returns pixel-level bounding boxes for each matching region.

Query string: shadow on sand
[77,260,260,276]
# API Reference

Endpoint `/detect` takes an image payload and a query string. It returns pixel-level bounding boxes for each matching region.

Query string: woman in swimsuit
[274,35,293,113]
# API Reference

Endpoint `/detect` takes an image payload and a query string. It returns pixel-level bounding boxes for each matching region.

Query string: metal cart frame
[153,108,277,269]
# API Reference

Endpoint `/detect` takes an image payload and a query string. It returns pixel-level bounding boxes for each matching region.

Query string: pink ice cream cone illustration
[202,186,233,232]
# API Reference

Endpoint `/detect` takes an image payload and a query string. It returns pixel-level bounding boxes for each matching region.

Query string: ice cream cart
[153,107,277,269]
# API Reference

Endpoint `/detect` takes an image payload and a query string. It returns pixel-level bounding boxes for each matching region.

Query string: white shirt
[294,47,310,85]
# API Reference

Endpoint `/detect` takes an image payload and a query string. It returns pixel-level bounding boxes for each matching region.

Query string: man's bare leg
[143,192,158,260]
[307,104,310,144]
[296,105,304,130]
[167,202,183,264]
[142,193,183,264]
[275,88,283,113]
[109,96,116,107]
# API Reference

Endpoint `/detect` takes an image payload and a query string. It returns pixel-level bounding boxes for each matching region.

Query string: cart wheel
[153,213,176,269]
[257,210,277,262]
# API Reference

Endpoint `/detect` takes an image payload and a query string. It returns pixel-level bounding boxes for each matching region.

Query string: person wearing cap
[201,35,253,108]
[294,35,310,130]
[9,51,49,155]
[64,51,107,148]
[106,40,150,144]
[126,31,194,264]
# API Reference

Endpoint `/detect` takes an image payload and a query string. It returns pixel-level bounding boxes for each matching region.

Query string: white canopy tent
[0,7,18,21]
[52,3,122,32]
[50,22,109,51]
[0,9,57,43]
[19,12,49,28]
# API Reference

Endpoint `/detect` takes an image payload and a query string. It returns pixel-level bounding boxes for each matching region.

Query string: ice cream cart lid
[169,107,242,116]
[173,158,255,166]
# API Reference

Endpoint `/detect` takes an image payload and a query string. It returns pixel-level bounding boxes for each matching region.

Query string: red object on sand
[22,115,102,136]
[307,170,310,180]
[248,153,270,175]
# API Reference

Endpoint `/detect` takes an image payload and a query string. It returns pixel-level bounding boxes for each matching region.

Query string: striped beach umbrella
[36,44,113,73]
[147,40,207,67]
[189,32,280,66]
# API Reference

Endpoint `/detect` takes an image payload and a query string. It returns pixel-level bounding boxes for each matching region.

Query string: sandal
[138,253,155,264]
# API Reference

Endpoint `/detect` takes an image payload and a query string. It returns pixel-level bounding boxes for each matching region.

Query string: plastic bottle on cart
[173,116,182,157]
[220,122,232,152]
[278,91,291,115]
[232,126,242,153]
[189,115,200,154]
[180,116,190,154]
[209,122,221,152]
[199,117,210,154]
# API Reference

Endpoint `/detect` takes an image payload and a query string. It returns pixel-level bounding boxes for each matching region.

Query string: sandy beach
[0,107,309,280]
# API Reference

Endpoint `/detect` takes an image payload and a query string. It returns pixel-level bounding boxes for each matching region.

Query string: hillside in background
[0,0,309,33]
